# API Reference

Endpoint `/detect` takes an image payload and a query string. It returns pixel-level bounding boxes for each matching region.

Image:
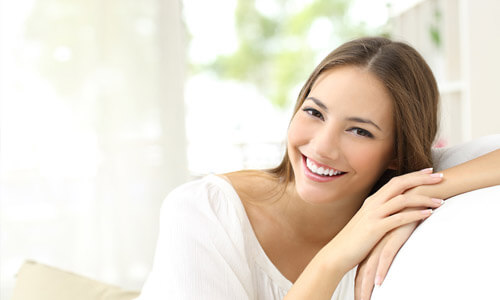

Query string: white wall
[389,0,500,146]
[462,0,500,139]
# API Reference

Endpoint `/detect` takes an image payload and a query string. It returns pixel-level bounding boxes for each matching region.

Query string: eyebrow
[347,117,382,131]
[305,96,382,131]
[305,97,328,112]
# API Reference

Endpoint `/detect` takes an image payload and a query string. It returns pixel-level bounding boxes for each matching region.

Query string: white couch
[371,134,500,300]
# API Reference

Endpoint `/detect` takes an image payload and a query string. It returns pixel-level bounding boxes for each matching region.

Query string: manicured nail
[421,209,433,215]
[420,167,433,173]
[431,198,444,205]
[374,275,382,286]
[430,173,443,178]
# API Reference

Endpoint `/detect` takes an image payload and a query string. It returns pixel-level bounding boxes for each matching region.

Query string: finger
[375,225,415,286]
[381,208,432,232]
[355,261,366,300]
[356,264,376,300]
[355,270,362,300]
[354,262,378,300]
[355,248,381,300]
[381,194,444,216]
[361,242,387,300]
[355,268,363,300]
[380,171,443,199]
[376,170,443,201]
[360,276,375,300]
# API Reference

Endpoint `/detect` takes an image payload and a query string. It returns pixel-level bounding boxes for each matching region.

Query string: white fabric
[137,174,356,300]
[371,135,500,300]
[432,134,500,171]
[371,185,500,300]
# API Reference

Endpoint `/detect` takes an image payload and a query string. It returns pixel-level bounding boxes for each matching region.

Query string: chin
[294,182,339,205]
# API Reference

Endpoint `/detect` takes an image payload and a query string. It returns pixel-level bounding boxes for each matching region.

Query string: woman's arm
[414,149,500,199]
[285,170,443,299]
[284,249,346,299]
[355,148,500,300]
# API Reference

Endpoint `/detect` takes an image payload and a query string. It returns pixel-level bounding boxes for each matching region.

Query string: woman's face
[288,65,396,205]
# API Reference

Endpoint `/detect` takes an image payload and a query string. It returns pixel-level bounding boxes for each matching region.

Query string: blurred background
[1,0,499,298]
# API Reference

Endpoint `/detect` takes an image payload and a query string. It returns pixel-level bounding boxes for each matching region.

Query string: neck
[225,170,367,247]
[269,181,365,246]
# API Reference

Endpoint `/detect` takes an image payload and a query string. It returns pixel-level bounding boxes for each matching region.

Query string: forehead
[308,66,394,129]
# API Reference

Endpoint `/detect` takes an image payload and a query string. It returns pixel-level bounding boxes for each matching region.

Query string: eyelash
[302,107,324,120]
[302,107,374,138]
[348,127,374,138]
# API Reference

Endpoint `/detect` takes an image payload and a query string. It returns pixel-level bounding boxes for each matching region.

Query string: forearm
[414,149,500,199]
[284,247,346,300]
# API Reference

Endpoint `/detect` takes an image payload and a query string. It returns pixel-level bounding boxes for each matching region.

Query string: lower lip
[302,155,346,183]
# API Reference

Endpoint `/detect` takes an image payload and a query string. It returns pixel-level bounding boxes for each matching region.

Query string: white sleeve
[136,184,254,300]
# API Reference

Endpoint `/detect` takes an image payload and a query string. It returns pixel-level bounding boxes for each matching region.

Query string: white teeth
[306,157,344,177]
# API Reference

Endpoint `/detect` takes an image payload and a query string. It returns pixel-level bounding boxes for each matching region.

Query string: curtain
[0,0,188,298]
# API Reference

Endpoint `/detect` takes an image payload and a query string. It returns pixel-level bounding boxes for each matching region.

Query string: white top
[137,174,356,300]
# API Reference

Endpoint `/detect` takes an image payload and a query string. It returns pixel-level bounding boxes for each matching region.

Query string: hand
[354,217,418,300]
[354,181,444,300]
[324,169,444,275]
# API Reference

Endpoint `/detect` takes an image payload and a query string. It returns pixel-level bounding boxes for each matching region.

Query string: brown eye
[349,127,373,138]
[302,108,324,120]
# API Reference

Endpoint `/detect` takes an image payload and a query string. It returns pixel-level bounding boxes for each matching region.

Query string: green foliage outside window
[192,0,389,108]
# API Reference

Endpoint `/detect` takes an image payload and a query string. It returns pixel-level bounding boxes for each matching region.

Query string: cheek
[347,142,394,175]
[287,114,309,147]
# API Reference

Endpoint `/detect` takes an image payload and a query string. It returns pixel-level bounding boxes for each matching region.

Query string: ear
[387,157,398,170]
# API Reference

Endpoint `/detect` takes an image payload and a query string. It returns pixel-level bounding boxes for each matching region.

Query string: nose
[310,126,341,161]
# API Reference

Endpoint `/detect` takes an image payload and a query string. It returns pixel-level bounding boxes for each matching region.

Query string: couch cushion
[11,261,140,300]
[371,185,500,300]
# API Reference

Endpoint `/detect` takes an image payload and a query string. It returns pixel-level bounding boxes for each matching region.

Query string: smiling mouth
[304,155,347,177]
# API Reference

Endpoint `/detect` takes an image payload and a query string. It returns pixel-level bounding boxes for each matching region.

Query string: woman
[137,37,500,300]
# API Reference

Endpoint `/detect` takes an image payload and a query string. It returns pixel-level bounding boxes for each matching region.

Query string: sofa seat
[11,260,140,300]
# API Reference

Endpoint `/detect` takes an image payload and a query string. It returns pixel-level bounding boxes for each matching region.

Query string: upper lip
[303,155,346,173]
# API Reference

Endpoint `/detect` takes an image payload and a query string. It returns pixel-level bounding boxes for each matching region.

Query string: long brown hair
[269,37,439,192]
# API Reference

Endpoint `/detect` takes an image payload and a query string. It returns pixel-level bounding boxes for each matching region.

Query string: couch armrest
[371,185,500,300]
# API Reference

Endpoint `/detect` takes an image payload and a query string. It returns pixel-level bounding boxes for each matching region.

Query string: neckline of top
[206,173,294,291]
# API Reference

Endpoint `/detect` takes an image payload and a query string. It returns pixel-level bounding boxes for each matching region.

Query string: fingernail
[420,167,433,173]
[421,209,433,215]
[431,198,444,205]
[374,275,382,286]
[430,173,443,178]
